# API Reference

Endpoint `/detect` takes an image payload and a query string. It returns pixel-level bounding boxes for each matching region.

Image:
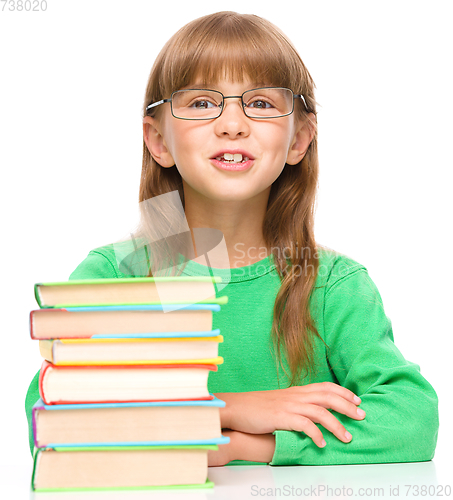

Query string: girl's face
[143,77,315,205]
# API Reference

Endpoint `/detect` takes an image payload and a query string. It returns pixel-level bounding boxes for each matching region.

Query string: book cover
[31,445,218,492]
[38,335,224,365]
[32,397,230,448]
[34,276,227,308]
[38,360,218,405]
[30,304,222,340]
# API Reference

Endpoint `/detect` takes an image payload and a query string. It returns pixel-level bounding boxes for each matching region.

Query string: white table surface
[1,459,451,500]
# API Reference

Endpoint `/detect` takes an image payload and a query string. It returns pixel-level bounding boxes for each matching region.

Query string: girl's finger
[297,382,361,405]
[293,391,366,421]
[288,414,326,448]
[296,403,353,444]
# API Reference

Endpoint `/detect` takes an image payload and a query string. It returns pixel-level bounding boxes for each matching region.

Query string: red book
[38,360,217,405]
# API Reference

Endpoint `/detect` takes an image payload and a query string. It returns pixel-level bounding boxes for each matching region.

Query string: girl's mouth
[210,150,255,171]
[214,153,250,163]
[211,155,254,171]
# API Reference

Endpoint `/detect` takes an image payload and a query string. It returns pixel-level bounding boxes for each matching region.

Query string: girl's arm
[208,383,363,466]
[208,431,276,466]
[217,383,363,446]
[210,266,439,466]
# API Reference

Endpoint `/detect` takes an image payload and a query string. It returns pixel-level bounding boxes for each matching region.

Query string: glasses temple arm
[294,94,309,112]
[145,98,171,111]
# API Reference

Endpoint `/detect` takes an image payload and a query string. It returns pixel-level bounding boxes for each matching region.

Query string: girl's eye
[189,99,217,109]
[246,99,274,109]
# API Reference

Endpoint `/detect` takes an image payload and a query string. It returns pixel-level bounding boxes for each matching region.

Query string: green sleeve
[68,248,120,280]
[270,268,439,465]
[25,248,120,456]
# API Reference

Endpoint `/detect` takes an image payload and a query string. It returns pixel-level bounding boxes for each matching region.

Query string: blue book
[30,304,223,340]
[32,396,229,449]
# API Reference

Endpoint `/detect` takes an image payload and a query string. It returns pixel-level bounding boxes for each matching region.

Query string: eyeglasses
[145,87,309,120]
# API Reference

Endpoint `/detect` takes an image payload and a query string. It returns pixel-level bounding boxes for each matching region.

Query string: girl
[25,11,438,466]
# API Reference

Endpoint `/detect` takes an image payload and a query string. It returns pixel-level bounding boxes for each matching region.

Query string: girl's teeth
[215,153,249,163]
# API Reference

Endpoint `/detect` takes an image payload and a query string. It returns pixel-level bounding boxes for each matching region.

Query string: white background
[1,0,452,493]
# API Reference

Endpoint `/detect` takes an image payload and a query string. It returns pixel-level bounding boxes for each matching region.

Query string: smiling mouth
[214,153,250,163]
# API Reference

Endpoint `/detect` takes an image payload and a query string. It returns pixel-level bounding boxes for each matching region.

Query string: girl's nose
[213,98,251,137]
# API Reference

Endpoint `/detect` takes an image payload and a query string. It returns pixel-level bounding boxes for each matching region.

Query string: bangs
[152,12,312,101]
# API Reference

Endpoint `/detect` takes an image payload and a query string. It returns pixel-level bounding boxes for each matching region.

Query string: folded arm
[210,269,439,465]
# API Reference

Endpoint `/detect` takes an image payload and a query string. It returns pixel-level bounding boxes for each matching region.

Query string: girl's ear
[286,113,317,165]
[143,116,175,168]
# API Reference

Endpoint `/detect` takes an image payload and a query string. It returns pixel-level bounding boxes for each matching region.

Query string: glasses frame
[145,87,309,120]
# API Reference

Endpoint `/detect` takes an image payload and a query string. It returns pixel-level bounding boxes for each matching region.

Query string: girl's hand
[215,383,366,448]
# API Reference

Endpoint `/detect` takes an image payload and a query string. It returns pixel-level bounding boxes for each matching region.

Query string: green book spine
[49,295,228,309]
[31,445,217,492]
[34,277,226,308]
[32,479,215,493]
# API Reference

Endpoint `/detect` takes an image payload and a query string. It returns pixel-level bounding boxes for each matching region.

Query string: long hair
[139,11,322,385]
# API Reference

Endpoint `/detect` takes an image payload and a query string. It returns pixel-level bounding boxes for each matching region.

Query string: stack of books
[29,277,229,492]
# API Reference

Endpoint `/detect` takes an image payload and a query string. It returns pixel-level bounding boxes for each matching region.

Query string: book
[39,360,218,405]
[38,335,224,365]
[32,445,217,491]
[34,277,226,308]
[32,397,229,448]
[30,304,222,340]
[30,276,228,491]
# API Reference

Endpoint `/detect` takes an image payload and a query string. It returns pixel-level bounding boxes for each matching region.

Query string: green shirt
[25,244,439,465]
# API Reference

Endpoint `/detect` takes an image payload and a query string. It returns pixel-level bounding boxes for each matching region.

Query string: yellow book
[39,336,224,366]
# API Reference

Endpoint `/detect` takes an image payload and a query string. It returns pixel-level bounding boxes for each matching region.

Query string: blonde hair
[140,11,322,385]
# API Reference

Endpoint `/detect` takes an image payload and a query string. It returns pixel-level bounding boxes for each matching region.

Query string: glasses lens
[242,88,293,118]
[172,90,223,119]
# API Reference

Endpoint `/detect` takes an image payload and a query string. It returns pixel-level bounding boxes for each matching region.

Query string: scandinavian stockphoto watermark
[250,483,452,497]
[1,0,47,11]
[110,189,354,309]
[112,190,231,312]
[232,242,351,280]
